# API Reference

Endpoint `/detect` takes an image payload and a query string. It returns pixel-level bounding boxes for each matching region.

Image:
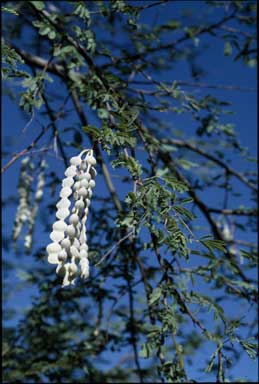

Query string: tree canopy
[2,1,258,383]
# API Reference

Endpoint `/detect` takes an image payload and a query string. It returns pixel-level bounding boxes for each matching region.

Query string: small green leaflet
[149,287,162,305]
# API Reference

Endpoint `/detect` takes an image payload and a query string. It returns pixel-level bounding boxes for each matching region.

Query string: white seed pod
[89,180,95,189]
[56,208,70,220]
[35,190,43,200]
[70,156,82,166]
[79,249,88,259]
[69,262,78,274]
[65,165,77,177]
[79,229,86,244]
[84,172,91,181]
[88,190,93,199]
[80,179,89,188]
[53,220,67,232]
[66,224,76,238]
[50,230,65,242]
[56,197,71,209]
[85,199,91,207]
[62,177,74,187]
[61,237,71,249]
[60,187,72,198]
[73,191,79,200]
[48,253,59,264]
[80,257,89,279]
[73,181,81,191]
[86,155,96,166]
[47,242,62,254]
[80,243,88,251]
[75,199,85,210]
[62,265,70,287]
[69,213,79,225]
[58,249,68,262]
[72,238,80,249]
[84,207,89,216]
[78,187,88,197]
[78,172,87,180]
[70,245,80,259]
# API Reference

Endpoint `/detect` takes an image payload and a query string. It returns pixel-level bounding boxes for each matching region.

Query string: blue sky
[2,1,257,382]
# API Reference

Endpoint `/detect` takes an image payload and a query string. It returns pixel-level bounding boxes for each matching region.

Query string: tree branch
[161,138,257,192]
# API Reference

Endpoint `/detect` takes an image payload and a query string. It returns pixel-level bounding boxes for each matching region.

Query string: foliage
[2,1,257,383]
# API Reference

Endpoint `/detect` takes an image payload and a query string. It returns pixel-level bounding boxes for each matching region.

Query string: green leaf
[30,1,45,11]
[139,343,150,358]
[240,338,257,360]
[82,125,100,139]
[149,287,162,305]
[200,237,226,254]
[2,6,18,15]
[224,41,232,56]
[48,30,56,40]
[97,109,109,119]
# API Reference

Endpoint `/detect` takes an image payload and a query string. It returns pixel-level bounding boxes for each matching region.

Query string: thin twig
[161,138,257,192]
[94,230,134,267]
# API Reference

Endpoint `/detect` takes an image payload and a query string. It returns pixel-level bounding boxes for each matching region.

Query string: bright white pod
[48,253,59,264]
[50,230,65,242]
[58,249,68,262]
[73,238,80,249]
[89,180,95,189]
[86,155,96,166]
[56,197,71,209]
[56,208,70,220]
[79,249,88,259]
[73,181,81,191]
[62,264,70,287]
[69,262,78,274]
[85,199,91,207]
[83,172,91,181]
[69,213,79,225]
[75,199,85,210]
[88,190,93,199]
[78,172,87,180]
[84,207,89,216]
[70,156,82,166]
[60,187,72,198]
[64,165,77,177]
[53,220,67,232]
[80,179,89,188]
[61,237,71,249]
[70,245,80,258]
[66,224,76,238]
[80,243,88,251]
[80,257,89,279]
[79,229,86,244]
[35,190,43,200]
[47,242,62,254]
[62,177,74,188]
[78,187,88,197]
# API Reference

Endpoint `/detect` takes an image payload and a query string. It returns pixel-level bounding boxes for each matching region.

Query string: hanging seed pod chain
[46,149,97,287]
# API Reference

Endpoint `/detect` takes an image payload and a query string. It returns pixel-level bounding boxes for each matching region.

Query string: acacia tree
[2,1,258,382]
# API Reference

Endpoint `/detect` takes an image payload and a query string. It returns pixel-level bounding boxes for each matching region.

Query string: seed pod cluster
[12,157,35,245]
[25,159,46,252]
[46,149,97,287]
[13,157,47,252]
